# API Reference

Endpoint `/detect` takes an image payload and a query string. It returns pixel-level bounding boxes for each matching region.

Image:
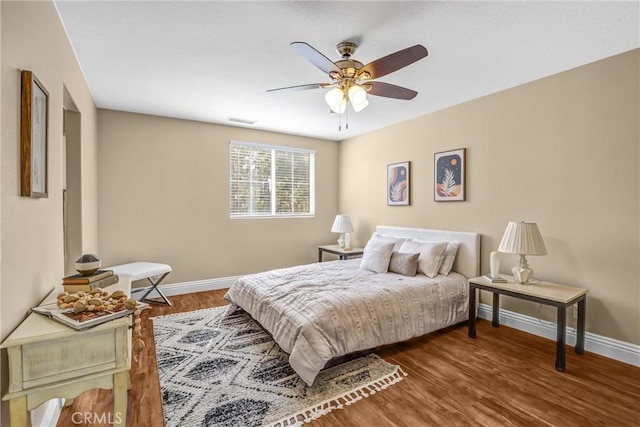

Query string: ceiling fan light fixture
[347,85,367,104]
[325,87,345,112]
[351,97,369,112]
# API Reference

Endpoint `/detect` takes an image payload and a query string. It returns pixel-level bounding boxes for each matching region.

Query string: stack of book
[62,270,119,292]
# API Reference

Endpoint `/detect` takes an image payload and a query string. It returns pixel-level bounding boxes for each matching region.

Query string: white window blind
[230,141,315,218]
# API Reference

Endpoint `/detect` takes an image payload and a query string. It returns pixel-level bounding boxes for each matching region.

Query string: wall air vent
[226,117,256,125]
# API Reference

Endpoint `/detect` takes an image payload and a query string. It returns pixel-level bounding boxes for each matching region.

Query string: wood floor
[57,290,640,427]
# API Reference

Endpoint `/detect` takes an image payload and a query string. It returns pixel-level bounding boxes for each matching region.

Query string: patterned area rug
[152,305,406,427]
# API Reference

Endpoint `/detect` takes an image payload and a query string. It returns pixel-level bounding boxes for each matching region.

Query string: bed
[224,226,480,385]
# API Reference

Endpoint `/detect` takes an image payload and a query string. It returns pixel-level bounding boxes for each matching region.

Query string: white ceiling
[54,1,639,142]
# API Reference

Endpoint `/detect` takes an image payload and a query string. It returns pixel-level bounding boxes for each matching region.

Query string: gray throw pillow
[388,252,420,277]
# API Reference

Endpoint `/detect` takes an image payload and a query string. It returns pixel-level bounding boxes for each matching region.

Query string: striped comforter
[224,259,468,385]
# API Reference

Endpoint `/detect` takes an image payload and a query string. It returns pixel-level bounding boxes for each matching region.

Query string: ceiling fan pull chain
[346,103,349,130]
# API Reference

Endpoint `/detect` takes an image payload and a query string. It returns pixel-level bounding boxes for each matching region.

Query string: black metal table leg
[576,297,586,354]
[468,284,477,338]
[556,304,567,371]
[492,293,500,327]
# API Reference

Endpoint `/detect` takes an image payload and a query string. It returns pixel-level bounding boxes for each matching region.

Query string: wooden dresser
[1,276,132,426]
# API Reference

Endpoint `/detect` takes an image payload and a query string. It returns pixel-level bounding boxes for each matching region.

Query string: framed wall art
[21,70,49,198]
[387,161,410,206]
[434,148,465,202]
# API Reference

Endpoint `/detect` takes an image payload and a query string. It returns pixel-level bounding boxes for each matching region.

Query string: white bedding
[224,258,469,385]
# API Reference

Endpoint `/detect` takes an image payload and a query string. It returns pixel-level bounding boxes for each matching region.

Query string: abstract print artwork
[387,162,410,205]
[434,148,466,201]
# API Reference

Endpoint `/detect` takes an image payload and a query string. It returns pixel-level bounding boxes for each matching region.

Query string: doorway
[63,89,82,275]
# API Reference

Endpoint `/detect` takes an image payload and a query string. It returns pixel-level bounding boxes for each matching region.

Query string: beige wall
[0,3,3,423]
[339,49,640,345]
[1,0,98,422]
[97,110,338,283]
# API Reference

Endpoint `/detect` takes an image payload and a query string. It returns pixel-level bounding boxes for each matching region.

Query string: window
[229,141,315,218]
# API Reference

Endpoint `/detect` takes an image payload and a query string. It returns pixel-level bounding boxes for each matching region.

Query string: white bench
[109,262,172,306]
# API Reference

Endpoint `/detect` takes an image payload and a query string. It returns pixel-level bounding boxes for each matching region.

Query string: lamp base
[512,266,533,284]
[511,255,533,285]
[512,255,533,284]
[337,234,345,249]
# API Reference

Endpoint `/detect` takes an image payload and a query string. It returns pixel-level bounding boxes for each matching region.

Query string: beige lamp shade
[331,215,354,233]
[498,221,547,284]
[498,221,547,256]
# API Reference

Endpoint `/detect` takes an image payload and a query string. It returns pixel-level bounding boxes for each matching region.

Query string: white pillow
[360,239,395,273]
[439,242,460,276]
[398,240,448,278]
[371,232,408,251]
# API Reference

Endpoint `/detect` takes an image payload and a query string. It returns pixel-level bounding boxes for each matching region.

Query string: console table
[1,276,133,426]
[468,275,588,372]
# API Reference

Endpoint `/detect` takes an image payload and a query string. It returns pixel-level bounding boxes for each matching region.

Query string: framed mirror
[21,70,49,198]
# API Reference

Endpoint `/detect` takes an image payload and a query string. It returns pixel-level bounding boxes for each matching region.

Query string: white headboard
[375,226,481,279]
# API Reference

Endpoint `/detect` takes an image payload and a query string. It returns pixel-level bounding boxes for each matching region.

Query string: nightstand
[318,245,364,262]
[468,275,588,372]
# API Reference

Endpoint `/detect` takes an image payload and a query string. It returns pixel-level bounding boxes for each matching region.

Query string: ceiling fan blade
[359,44,428,80]
[291,42,342,76]
[366,82,418,100]
[266,83,329,93]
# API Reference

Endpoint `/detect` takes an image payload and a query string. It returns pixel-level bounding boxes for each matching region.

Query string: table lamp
[498,221,547,284]
[331,215,354,250]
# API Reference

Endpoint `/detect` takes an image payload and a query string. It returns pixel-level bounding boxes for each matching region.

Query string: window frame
[229,141,316,219]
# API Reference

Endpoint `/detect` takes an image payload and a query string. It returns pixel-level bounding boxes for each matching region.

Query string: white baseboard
[130,275,241,298]
[30,398,63,427]
[478,303,640,367]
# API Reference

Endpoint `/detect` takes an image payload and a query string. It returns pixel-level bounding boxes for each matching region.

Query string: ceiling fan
[267,41,428,114]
